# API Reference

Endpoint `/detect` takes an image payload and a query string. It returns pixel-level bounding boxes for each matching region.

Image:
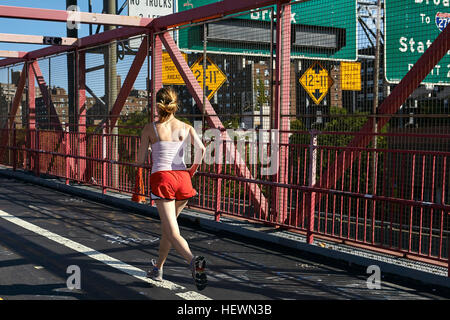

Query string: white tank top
[150,122,188,174]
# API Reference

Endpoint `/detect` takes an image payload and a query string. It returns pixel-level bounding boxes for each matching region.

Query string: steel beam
[77,50,87,182]
[30,61,63,131]
[0,27,146,68]
[316,23,450,190]
[0,58,26,67]
[27,62,36,172]
[9,64,27,130]
[0,33,78,46]
[108,36,149,131]
[0,5,152,27]
[152,0,290,30]
[27,63,36,130]
[0,50,27,58]
[0,0,290,67]
[151,32,163,122]
[0,65,26,148]
[272,2,291,224]
[26,27,146,61]
[159,31,269,218]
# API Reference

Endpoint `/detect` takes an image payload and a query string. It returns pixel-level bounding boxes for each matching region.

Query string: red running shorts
[150,170,197,201]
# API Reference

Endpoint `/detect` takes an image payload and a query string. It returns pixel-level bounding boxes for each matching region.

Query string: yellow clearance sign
[190,56,227,100]
[299,62,333,105]
[340,61,361,91]
[162,52,187,85]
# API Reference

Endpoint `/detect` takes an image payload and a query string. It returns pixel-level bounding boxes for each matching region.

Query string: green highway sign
[385,0,450,85]
[177,0,357,61]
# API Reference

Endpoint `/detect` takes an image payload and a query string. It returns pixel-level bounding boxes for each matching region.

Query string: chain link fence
[0,0,448,267]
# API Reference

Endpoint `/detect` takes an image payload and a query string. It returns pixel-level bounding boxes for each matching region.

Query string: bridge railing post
[214,136,224,222]
[307,130,318,244]
[101,123,107,195]
[64,123,69,185]
[12,123,16,171]
[35,127,40,177]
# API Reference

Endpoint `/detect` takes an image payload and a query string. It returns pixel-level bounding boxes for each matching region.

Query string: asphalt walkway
[0,175,448,300]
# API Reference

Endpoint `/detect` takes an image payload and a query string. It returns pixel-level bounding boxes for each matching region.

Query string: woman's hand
[187,125,206,178]
[187,164,199,178]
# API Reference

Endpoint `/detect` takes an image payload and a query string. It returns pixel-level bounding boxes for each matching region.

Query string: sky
[0,0,377,93]
[0,0,148,93]
[0,0,111,52]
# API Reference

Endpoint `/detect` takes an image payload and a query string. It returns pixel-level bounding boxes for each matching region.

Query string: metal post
[151,31,162,122]
[104,0,119,189]
[48,57,51,128]
[66,0,78,134]
[372,0,382,193]
[271,1,291,223]
[27,62,36,172]
[203,24,207,134]
[7,66,11,165]
[215,139,224,222]
[88,0,93,35]
[269,7,274,131]
[307,130,318,244]
[77,50,87,182]
[270,4,281,222]
[102,123,107,194]
[147,33,151,123]
[64,123,70,185]
[12,123,16,171]
[35,127,39,176]
[159,27,269,219]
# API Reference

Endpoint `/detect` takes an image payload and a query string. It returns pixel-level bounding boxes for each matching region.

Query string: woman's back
[150,118,189,174]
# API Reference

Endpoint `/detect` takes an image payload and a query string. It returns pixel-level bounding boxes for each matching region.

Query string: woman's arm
[136,124,151,166]
[187,125,206,177]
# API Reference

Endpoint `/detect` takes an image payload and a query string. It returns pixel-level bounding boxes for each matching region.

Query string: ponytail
[156,87,178,122]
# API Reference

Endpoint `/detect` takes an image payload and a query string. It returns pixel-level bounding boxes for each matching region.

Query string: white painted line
[0,210,211,300]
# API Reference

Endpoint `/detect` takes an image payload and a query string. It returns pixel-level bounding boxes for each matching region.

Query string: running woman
[136,87,207,291]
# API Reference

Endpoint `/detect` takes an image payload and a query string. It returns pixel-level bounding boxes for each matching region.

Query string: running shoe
[147,259,163,281]
[191,256,207,291]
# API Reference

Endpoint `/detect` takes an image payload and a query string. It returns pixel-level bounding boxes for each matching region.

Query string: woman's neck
[160,115,175,124]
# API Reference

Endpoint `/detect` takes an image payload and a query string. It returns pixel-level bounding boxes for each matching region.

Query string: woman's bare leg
[156,200,189,268]
[155,199,192,269]
[175,199,189,215]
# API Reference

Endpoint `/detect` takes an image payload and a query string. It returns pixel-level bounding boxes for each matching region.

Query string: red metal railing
[0,0,448,281]
[1,126,448,275]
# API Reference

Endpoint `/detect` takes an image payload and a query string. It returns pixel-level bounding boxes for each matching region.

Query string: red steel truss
[0,0,448,276]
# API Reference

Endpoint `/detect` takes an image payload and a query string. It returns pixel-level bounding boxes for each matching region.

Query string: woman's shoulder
[141,122,156,135]
[175,119,193,129]
[143,122,154,130]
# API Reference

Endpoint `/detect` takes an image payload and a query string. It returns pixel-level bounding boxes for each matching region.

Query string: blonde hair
[156,87,178,122]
